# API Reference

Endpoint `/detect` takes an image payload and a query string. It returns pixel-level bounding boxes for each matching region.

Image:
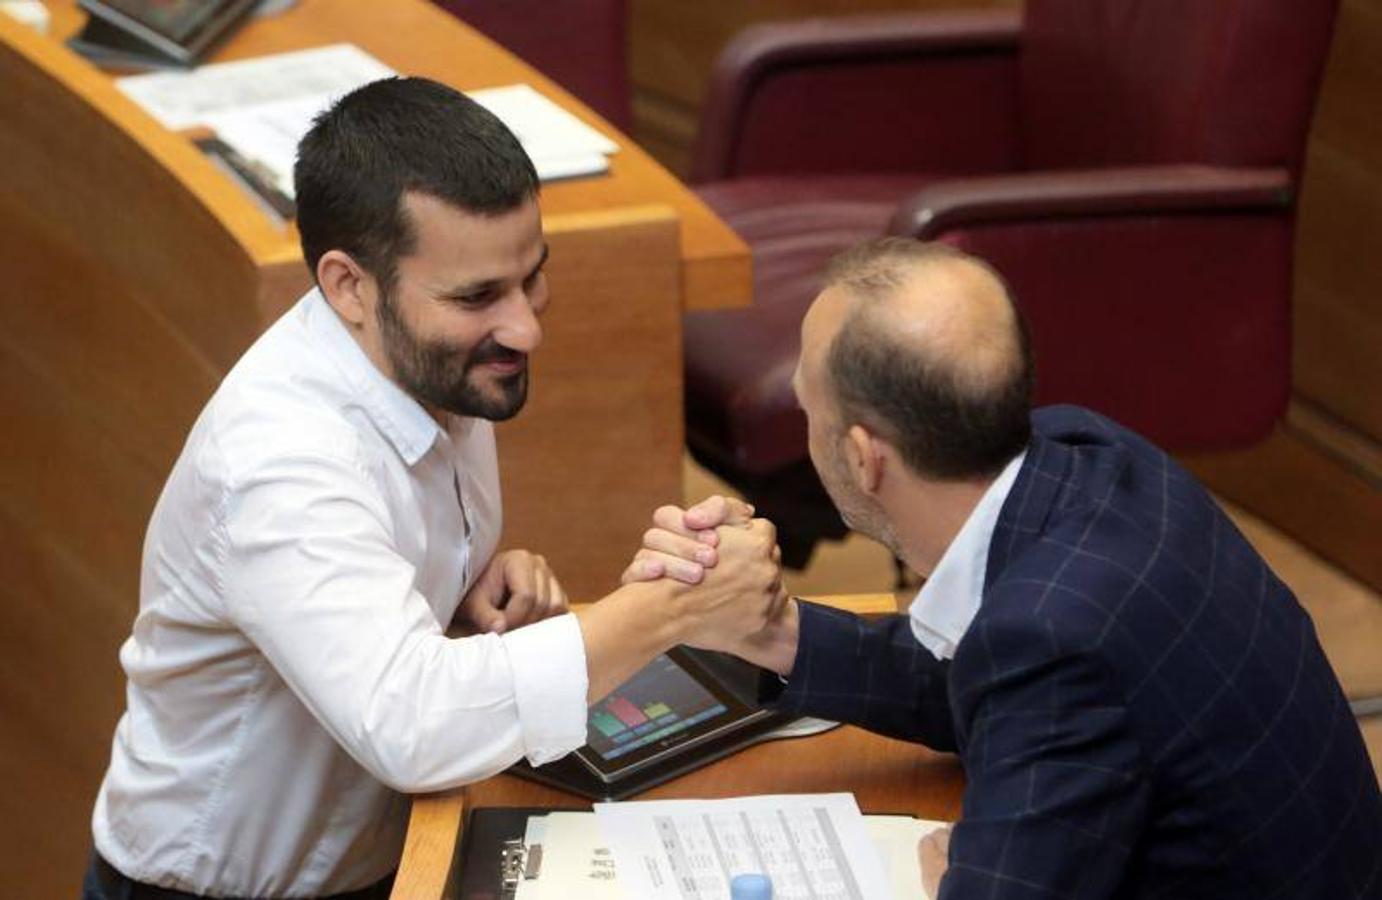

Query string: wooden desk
[392,596,966,899]
[0,5,747,896]
[399,728,966,899]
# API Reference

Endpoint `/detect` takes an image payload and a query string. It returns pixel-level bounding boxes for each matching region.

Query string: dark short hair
[294,77,539,291]
[824,238,1034,480]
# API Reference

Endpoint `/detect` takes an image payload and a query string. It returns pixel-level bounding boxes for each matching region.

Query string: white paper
[595,793,892,900]
[515,811,624,900]
[202,86,612,197]
[863,815,949,900]
[118,46,615,195]
[468,83,618,157]
[117,44,395,131]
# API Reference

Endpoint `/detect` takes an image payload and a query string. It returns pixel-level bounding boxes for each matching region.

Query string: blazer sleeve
[767,601,957,751]
[940,616,1152,899]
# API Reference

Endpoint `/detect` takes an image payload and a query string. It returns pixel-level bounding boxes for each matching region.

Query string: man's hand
[919,826,951,899]
[620,495,755,585]
[457,549,568,635]
[670,517,787,653]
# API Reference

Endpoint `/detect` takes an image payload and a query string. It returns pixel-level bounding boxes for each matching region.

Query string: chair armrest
[889,165,1294,239]
[691,10,1023,183]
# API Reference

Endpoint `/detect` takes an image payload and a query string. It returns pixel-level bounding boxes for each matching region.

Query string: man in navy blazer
[630,238,1381,898]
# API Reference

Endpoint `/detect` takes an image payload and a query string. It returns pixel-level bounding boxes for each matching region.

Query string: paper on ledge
[116,44,395,131]
[118,47,618,195]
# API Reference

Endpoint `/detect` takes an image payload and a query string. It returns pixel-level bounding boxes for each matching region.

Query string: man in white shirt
[84,77,783,900]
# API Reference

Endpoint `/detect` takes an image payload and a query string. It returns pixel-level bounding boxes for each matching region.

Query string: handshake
[618,496,800,676]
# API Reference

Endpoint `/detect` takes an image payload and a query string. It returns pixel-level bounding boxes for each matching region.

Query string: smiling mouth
[471,352,527,377]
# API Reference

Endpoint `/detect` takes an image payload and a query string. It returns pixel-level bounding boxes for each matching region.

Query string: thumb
[472,602,507,635]
[465,556,510,634]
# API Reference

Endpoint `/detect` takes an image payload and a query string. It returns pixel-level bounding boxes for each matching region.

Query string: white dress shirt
[92,290,589,897]
[908,451,1027,660]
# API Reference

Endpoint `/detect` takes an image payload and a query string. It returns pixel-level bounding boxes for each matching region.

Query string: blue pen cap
[729,873,773,899]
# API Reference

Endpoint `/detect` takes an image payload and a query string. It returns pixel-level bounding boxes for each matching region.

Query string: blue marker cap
[729,873,773,899]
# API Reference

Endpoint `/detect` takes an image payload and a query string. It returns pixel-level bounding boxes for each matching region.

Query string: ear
[316,250,374,328]
[844,424,886,495]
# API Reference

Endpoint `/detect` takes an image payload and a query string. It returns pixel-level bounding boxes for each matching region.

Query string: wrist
[613,578,691,651]
[735,598,801,676]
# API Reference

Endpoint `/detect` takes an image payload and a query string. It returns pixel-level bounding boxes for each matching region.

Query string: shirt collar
[303,288,445,466]
[908,450,1027,660]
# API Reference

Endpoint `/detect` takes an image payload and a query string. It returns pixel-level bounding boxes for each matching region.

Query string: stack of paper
[116,44,618,201]
[515,793,948,900]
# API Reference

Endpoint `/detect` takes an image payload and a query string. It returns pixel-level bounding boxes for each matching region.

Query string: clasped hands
[621,496,797,673]
[451,496,795,674]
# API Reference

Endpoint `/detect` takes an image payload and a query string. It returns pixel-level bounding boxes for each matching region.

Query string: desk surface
[43,0,750,310]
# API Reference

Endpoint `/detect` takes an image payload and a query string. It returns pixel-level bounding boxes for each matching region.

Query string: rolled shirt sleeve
[502,613,589,765]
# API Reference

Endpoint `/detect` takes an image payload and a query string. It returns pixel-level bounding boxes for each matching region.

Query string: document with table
[484,793,947,900]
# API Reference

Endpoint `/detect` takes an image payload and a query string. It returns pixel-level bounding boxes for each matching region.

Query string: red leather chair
[684,0,1340,566]
[433,0,630,130]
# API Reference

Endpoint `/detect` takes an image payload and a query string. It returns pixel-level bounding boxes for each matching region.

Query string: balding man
[632,239,1381,899]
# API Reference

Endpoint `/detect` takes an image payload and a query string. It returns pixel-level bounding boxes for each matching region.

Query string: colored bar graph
[607,695,649,727]
[591,710,626,738]
[644,701,672,718]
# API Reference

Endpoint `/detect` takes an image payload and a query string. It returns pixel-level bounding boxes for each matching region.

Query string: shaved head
[815,239,1033,479]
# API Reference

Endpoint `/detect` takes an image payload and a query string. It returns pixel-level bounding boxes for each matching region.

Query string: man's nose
[494,291,543,353]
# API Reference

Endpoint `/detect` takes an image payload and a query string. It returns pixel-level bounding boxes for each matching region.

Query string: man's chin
[450,375,528,421]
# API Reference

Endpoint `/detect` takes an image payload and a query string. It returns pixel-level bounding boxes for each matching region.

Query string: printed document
[594,793,891,900]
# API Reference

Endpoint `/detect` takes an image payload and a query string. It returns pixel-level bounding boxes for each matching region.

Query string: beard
[817,438,904,560]
[376,286,529,421]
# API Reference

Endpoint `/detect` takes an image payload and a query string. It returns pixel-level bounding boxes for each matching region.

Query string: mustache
[466,339,526,369]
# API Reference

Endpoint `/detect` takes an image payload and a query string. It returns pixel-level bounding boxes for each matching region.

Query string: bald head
[811,239,1033,480]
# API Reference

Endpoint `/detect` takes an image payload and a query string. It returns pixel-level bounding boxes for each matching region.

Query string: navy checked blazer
[772,406,1382,899]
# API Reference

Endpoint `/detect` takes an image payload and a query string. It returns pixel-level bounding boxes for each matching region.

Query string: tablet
[509,647,792,800]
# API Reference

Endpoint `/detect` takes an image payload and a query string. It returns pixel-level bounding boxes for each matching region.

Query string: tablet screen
[586,653,729,762]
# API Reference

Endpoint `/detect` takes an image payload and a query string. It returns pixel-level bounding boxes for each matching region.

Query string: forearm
[575,580,688,702]
[773,603,956,749]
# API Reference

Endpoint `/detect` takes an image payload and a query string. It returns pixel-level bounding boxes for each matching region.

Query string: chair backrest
[434,0,631,130]
[1019,0,1339,173]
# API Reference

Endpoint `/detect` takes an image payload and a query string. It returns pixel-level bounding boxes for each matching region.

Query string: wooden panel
[0,16,270,898]
[1294,0,1382,443]
[1182,421,1382,593]
[497,207,685,600]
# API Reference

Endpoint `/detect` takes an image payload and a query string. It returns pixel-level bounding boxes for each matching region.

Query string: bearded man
[83,78,782,900]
